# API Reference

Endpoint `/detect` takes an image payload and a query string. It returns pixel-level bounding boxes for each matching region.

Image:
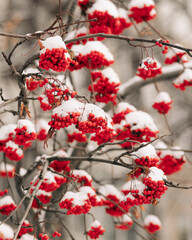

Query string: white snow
[52,99,84,117]
[138,57,161,70]
[40,36,66,51]
[154,91,172,103]
[121,179,145,194]
[99,67,121,84]
[35,119,49,133]
[5,141,23,157]
[124,111,158,132]
[132,144,159,159]
[144,214,161,226]
[91,220,102,228]
[35,189,52,197]
[88,0,119,18]
[23,67,39,75]
[72,169,92,182]
[0,223,14,239]
[79,186,96,196]
[80,103,106,122]
[147,167,167,181]
[71,41,114,61]
[43,171,57,184]
[17,119,36,133]
[20,234,37,240]
[0,162,14,172]
[128,0,155,9]
[0,195,15,206]
[118,8,129,20]
[51,149,68,157]
[61,191,89,206]
[0,124,16,141]
[98,184,123,200]
[115,102,137,114]
[173,68,192,84]
[121,214,133,223]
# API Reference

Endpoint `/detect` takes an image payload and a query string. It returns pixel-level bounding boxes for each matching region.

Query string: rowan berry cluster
[67,132,87,143]
[26,77,48,91]
[18,221,33,238]
[39,233,49,240]
[155,39,169,54]
[52,231,62,237]
[87,221,105,239]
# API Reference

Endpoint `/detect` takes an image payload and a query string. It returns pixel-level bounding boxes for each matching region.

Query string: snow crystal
[154,91,172,103]
[147,167,167,181]
[144,214,161,226]
[88,0,119,18]
[125,111,158,132]
[0,124,16,141]
[0,223,14,239]
[98,184,123,200]
[71,41,114,61]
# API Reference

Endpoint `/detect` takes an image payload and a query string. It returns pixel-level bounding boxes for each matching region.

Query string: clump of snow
[36,189,52,197]
[43,171,58,184]
[17,119,36,133]
[98,184,123,200]
[72,170,92,182]
[40,36,67,52]
[23,67,39,75]
[80,103,106,122]
[173,68,192,84]
[88,0,119,18]
[0,195,15,206]
[125,111,158,132]
[115,102,137,114]
[91,220,102,228]
[144,214,161,226]
[71,41,114,61]
[147,167,167,181]
[0,124,16,141]
[61,191,89,206]
[0,223,14,239]
[79,186,96,196]
[139,57,161,70]
[128,0,155,9]
[132,144,159,159]
[100,67,120,84]
[154,92,172,103]
[121,179,145,193]
[52,99,84,117]
[0,162,14,172]
[36,119,49,133]
[5,141,23,157]
[20,234,37,240]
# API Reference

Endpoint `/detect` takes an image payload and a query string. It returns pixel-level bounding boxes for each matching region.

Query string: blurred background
[0,0,192,240]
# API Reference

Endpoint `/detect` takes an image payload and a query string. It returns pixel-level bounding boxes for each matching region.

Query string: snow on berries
[79,186,103,206]
[164,48,188,64]
[18,220,33,237]
[143,214,161,233]
[48,99,83,130]
[0,195,17,215]
[36,119,49,141]
[155,141,186,175]
[87,0,132,36]
[115,214,133,230]
[98,184,126,216]
[59,191,91,215]
[32,189,52,208]
[143,167,167,201]
[112,102,137,124]
[0,124,16,151]
[3,141,24,161]
[115,110,159,148]
[88,67,121,104]
[39,36,76,72]
[152,91,172,114]
[136,57,162,80]
[72,169,93,187]
[0,223,14,239]
[87,220,105,239]
[49,150,71,173]
[173,68,192,90]
[131,144,160,177]
[14,119,37,145]
[69,41,114,70]
[128,0,156,24]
